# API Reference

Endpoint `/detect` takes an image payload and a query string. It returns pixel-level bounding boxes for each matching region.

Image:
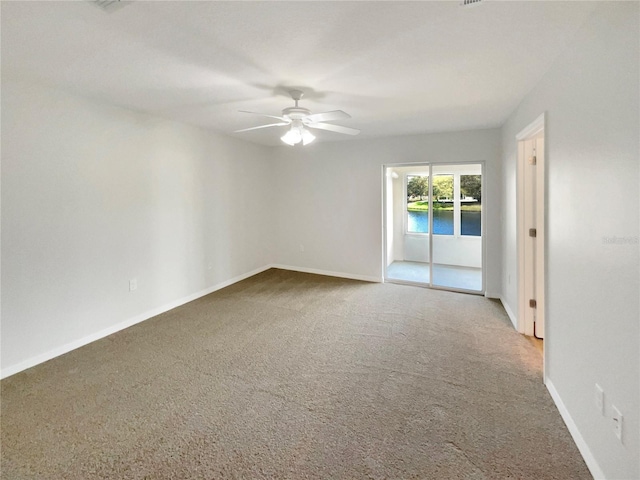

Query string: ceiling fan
[234,90,360,146]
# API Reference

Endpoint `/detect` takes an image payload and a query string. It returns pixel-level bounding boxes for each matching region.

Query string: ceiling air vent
[92,0,131,13]
[460,0,483,7]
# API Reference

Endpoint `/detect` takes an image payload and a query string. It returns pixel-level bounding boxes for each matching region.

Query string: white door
[518,129,545,339]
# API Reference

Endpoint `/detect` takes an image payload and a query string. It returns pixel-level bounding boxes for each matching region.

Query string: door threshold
[384,277,484,296]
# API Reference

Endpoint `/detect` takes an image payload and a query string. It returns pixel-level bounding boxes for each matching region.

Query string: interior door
[523,137,544,338]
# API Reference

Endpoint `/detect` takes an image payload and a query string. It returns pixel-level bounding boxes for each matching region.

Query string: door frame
[516,113,546,339]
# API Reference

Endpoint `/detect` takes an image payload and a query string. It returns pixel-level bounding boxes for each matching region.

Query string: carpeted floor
[1,269,591,479]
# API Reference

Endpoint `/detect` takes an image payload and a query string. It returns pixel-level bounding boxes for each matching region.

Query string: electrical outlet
[595,384,604,415]
[129,278,137,292]
[612,405,623,442]
[299,244,305,252]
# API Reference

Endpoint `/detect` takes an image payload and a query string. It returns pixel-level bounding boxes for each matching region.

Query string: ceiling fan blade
[239,110,289,122]
[304,110,351,123]
[234,122,289,133]
[306,122,360,136]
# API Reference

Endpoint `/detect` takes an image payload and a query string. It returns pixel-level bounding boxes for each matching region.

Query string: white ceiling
[2,1,598,146]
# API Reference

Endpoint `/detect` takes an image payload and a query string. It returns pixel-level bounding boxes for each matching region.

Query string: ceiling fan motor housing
[282,106,310,120]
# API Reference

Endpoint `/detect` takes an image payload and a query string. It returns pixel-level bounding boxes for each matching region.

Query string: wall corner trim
[499,297,518,330]
[270,264,382,283]
[546,378,606,480]
[0,264,273,380]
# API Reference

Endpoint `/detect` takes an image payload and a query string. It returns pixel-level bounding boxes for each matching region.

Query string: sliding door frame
[383,161,486,295]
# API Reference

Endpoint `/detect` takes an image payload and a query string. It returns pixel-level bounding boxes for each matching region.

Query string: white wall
[271,128,501,293]
[1,79,275,376]
[431,236,481,268]
[392,174,405,263]
[404,235,430,264]
[501,3,639,478]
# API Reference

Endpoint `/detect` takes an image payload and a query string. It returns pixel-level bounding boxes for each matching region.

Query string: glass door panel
[399,172,430,284]
[384,166,430,285]
[431,164,483,292]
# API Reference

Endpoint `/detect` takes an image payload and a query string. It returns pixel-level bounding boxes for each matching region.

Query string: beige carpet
[1,269,590,479]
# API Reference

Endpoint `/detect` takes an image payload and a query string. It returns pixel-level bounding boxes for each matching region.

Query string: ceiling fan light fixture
[281,127,302,146]
[302,129,315,145]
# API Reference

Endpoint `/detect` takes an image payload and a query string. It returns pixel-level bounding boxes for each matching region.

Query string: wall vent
[460,0,484,7]
[93,0,131,13]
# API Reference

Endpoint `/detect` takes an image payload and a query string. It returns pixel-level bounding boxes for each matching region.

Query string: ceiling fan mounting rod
[289,89,304,107]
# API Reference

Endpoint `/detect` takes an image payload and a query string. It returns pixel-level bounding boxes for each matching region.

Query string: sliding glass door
[430,164,483,291]
[384,163,483,293]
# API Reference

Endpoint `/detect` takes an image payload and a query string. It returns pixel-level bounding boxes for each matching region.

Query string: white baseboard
[500,296,518,330]
[1,264,272,379]
[546,379,606,480]
[270,264,382,283]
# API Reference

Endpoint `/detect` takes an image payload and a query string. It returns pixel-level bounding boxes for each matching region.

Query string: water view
[408,210,481,236]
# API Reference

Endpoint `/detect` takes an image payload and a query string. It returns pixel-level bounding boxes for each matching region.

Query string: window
[406,175,429,233]
[460,174,481,236]
[432,174,454,235]
[406,172,480,236]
